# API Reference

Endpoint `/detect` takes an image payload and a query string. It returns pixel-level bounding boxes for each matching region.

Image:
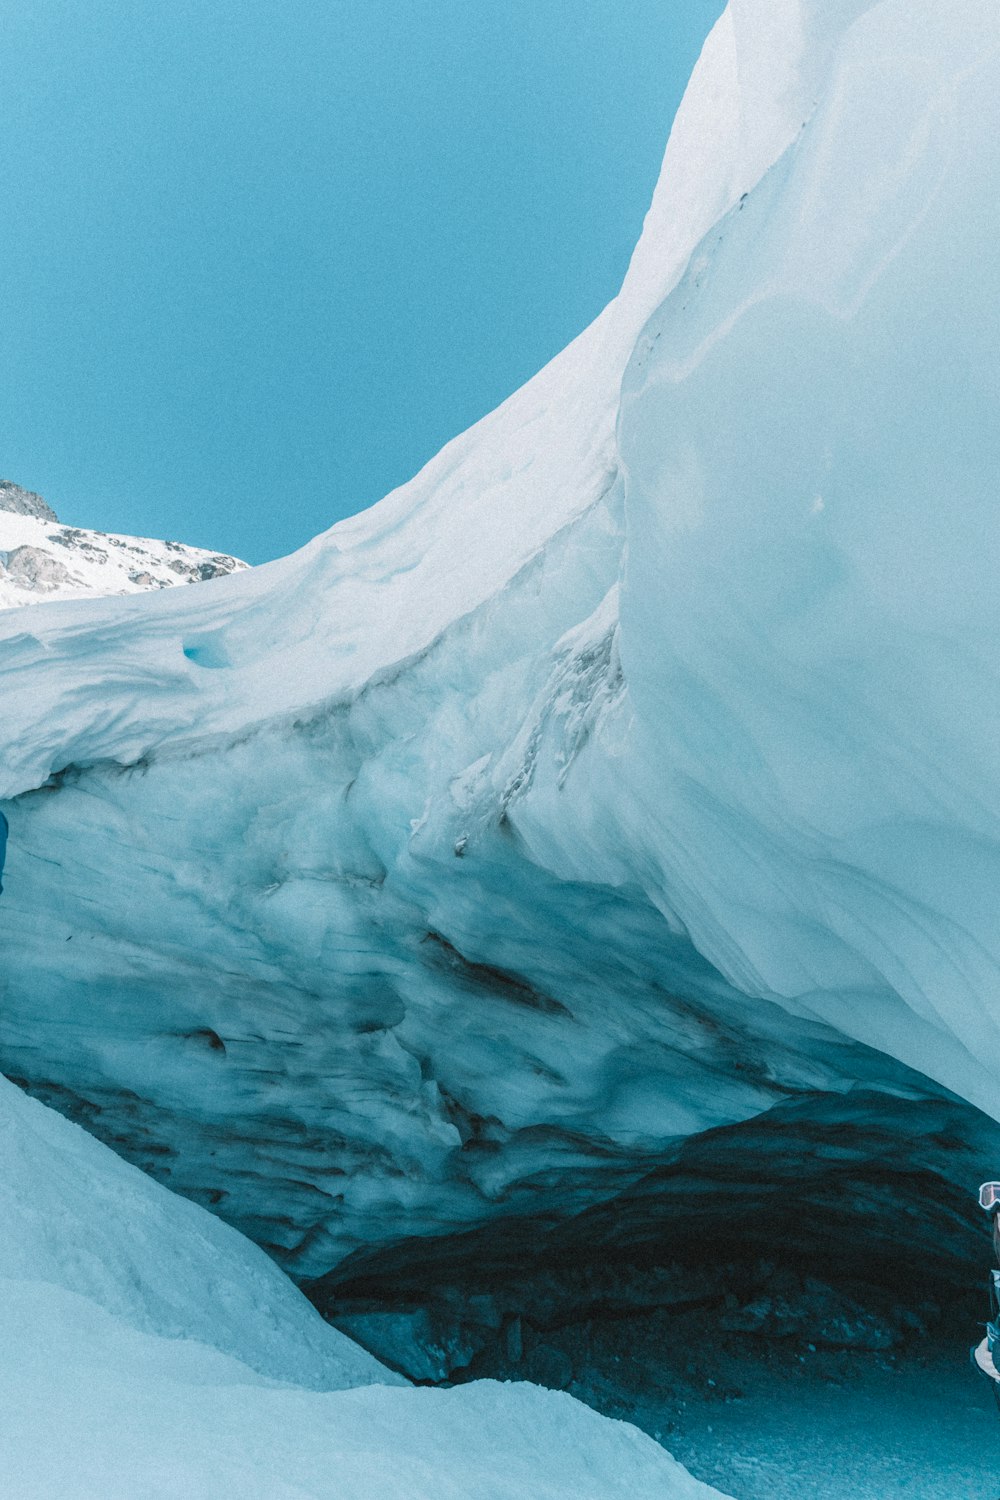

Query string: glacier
[2,0,1000,1440]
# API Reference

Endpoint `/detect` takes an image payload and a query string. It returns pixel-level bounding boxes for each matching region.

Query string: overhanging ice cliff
[2,0,999,1309]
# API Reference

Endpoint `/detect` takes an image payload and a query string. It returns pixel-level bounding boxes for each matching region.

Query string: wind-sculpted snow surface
[2,0,999,1330]
[0,1074,724,1500]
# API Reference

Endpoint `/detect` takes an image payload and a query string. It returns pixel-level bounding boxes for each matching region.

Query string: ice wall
[617,0,1000,1114]
[2,0,999,1305]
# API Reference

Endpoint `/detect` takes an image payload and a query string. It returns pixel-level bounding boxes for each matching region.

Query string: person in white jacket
[973,1182,1000,1388]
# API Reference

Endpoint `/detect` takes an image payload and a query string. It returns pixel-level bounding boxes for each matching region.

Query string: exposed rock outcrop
[0,479,58,522]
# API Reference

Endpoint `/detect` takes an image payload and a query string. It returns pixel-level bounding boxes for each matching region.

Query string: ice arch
[0,0,997,1380]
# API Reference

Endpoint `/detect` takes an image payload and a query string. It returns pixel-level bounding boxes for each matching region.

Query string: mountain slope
[0,479,245,609]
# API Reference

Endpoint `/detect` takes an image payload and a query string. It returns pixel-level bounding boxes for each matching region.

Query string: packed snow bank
[2,0,999,1349]
[0,1074,726,1500]
[0,1295,728,1499]
[0,1291,728,1500]
[0,1071,394,1390]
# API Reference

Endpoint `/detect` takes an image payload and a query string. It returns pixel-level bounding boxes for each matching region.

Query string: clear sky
[2,1,724,564]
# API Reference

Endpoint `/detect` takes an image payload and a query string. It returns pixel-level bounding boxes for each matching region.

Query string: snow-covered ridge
[0,480,245,610]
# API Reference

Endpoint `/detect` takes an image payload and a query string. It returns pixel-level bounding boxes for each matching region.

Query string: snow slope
[0,480,245,609]
[2,0,999,1313]
[0,1071,726,1499]
[0,1071,394,1390]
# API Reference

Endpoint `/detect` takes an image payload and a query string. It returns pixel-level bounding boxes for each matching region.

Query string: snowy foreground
[0,1074,723,1498]
[2,0,1000,1494]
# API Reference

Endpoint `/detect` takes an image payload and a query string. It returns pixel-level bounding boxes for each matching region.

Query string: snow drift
[0,1071,722,1499]
[2,0,999,1371]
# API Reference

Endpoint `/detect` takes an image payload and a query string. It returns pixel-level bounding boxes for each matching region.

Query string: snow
[0,1071,726,1499]
[0,507,246,610]
[0,1072,394,1390]
[2,1313,719,1500]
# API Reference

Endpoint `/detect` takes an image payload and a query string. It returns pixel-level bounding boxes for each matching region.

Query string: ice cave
[3,1,1000,1495]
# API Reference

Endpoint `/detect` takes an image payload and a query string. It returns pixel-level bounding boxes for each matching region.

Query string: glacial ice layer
[2,0,1000,1330]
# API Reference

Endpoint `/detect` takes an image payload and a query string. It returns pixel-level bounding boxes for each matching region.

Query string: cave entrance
[307,1088,1000,1496]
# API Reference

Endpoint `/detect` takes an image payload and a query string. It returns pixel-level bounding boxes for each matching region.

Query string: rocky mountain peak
[0,479,59,523]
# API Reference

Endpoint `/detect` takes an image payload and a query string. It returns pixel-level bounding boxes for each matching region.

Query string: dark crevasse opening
[311,1087,997,1368]
[308,1085,1000,1495]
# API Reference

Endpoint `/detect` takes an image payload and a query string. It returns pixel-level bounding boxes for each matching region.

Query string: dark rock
[2,545,74,591]
[523,1343,574,1389]
[718,1271,900,1350]
[503,1314,523,1364]
[0,479,58,522]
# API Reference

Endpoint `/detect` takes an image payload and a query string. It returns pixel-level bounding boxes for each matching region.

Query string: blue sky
[2,1,723,564]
